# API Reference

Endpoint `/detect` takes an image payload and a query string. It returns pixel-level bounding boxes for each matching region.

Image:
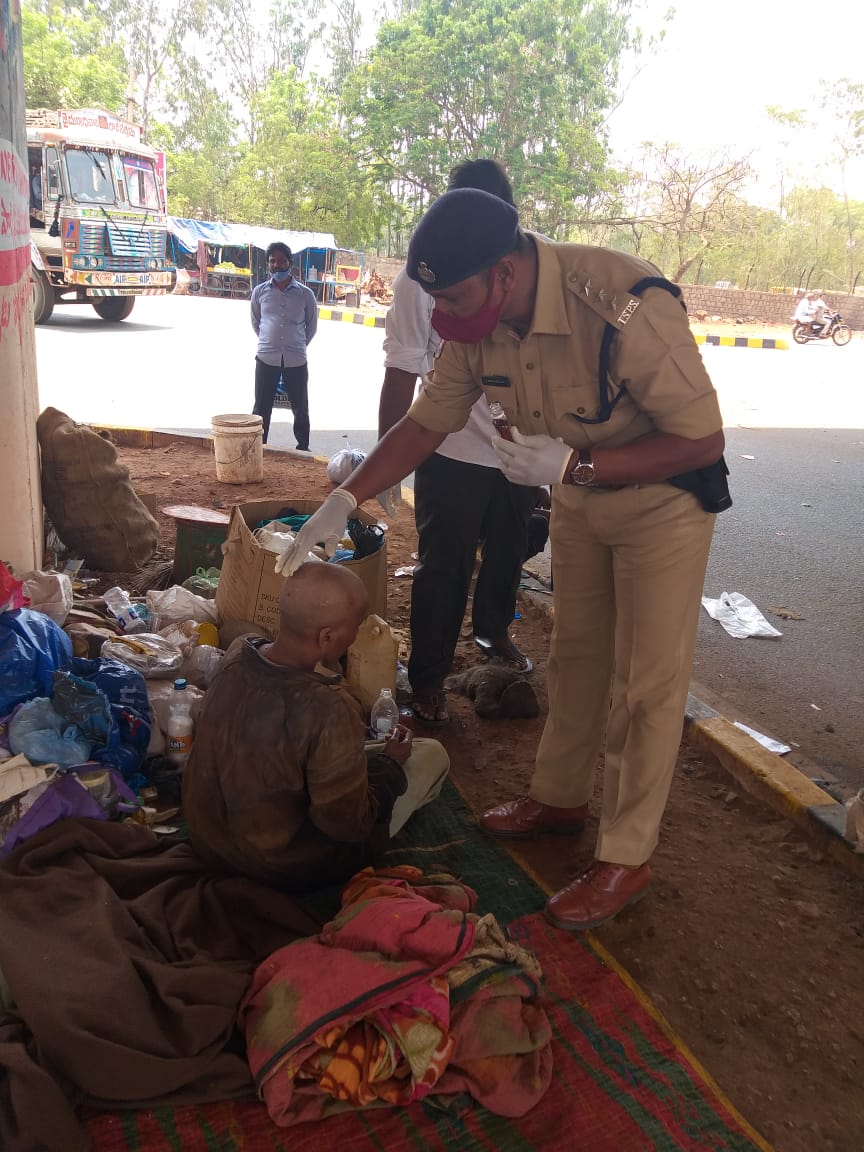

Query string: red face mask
[431,264,507,343]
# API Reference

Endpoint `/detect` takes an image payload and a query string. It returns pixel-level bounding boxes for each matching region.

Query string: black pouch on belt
[667,456,732,514]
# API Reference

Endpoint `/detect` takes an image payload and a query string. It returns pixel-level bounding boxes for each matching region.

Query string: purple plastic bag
[1,767,139,857]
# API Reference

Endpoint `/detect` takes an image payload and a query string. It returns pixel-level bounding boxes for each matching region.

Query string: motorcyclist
[794,291,831,336]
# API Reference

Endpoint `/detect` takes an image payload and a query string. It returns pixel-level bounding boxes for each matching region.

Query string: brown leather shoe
[545,860,651,932]
[480,796,588,839]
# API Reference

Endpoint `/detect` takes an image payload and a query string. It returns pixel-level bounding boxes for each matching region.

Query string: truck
[27,108,175,323]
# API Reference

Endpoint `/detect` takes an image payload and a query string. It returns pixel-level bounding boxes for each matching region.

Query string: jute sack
[36,407,159,571]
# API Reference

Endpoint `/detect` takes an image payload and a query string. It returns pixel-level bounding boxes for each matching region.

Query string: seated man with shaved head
[183,564,449,890]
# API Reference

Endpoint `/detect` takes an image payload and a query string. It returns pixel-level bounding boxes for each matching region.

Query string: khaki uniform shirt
[407,235,722,450]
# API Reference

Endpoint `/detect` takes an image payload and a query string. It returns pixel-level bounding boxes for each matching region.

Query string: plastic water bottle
[370,688,399,738]
[165,678,195,767]
[103,586,147,634]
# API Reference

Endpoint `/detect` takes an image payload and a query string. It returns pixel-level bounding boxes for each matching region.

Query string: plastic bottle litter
[102,586,148,634]
[370,688,399,738]
[165,677,195,767]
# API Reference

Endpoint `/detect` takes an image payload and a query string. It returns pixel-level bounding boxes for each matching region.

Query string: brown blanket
[0,819,320,1152]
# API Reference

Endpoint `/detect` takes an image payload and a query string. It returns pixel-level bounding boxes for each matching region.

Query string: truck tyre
[92,296,135,322]
[31,267,55,324]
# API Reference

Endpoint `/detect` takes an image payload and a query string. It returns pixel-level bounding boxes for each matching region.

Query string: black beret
[406,189,519,291]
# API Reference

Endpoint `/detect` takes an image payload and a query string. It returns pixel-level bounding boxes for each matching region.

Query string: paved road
[33,295,864,788]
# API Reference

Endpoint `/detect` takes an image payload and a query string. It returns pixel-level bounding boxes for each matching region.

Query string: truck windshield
[66,148,115,204]
[122,155,161,210]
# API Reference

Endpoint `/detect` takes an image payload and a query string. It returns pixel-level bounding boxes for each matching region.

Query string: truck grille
[79,221,166,266]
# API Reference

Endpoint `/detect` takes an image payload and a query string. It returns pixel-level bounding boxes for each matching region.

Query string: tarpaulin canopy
[167,218,337,256]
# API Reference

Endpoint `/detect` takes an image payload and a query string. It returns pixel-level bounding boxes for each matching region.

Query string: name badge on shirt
[481,375,511,388]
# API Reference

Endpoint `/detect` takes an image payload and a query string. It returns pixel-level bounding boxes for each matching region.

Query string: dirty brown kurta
[183,637,403,889]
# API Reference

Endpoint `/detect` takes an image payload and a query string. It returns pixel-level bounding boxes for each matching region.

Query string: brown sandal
[411,691,449,725]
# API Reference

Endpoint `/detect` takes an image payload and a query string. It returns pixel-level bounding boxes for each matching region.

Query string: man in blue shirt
[250,242,318,449]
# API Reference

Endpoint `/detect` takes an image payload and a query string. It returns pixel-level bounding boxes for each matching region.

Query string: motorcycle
[792,310,852,346]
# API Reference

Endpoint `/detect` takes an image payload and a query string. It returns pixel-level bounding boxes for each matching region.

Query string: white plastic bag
[158,620,200,657]
[845,789,864,854]
[146,585,219,630]
[254,525,296,554]
[21,571,73,626]
[701,592,782,639]
[326,447,367,485]
[254,524,325,561]
[181,644,224,688]
[102,633,185,679]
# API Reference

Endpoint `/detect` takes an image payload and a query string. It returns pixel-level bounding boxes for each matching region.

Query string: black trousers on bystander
[253,358,310,448]
[408,452,536,696]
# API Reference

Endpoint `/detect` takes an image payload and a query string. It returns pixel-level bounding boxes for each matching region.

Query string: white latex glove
[491,428,573,486]
[273,488,358,576]
[376,484,401,518]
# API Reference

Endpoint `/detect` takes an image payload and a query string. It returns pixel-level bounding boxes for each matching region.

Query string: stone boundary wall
[363,258,864,330]
[680,285,864,330]
[365,255,405,280]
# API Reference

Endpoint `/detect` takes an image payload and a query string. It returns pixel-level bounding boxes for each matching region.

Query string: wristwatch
[568,448,596,486]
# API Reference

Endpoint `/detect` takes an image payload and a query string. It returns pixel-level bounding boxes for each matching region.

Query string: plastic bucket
[211,414,264,484]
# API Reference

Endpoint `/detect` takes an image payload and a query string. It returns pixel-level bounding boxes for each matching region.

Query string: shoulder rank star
[416,261,436,284]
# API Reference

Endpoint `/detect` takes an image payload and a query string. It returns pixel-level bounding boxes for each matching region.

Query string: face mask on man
[431,263,507,343]
[272,267,293,283]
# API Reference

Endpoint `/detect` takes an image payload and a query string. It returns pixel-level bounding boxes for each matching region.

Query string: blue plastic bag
[68,657,151,781]
[8,697,93,768]
[52,670,113,745]
[0,609,72,716]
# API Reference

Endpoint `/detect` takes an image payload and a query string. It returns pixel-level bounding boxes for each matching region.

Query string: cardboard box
[215,499,387,637]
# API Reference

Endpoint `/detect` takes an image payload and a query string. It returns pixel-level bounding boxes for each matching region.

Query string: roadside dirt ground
[111,440,864,1152]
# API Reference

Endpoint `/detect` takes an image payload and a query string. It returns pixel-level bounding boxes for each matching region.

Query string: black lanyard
[574,275,684,425]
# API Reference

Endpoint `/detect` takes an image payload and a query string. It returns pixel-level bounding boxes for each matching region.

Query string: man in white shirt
[794,291,830,334]
[378,161,537,724]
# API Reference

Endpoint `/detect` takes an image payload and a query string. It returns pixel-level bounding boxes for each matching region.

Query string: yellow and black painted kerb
[684,695,863,880]
[318,306,385,329]
[694,334,788,350]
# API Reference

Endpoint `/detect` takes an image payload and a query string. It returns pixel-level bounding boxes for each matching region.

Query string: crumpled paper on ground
[701,592,782,639]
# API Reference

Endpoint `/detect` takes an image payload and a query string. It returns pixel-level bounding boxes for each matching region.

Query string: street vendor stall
[297,246,365,305]
[167,218,338,298]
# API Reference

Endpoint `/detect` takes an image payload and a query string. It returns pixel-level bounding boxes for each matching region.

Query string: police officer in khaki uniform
[275,189,728,932]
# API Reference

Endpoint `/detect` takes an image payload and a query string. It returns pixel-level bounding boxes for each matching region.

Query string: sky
[605,0,864,203]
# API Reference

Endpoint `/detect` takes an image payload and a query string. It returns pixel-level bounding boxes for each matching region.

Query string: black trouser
[253,358,310,448]
[408,453,537,695]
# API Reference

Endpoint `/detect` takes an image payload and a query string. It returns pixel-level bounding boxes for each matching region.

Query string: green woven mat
[299,778,545,924]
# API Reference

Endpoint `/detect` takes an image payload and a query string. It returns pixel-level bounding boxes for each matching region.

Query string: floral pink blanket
[239,866,552,1125]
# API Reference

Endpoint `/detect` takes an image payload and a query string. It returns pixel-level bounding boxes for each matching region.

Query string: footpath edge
[684,698,862,879]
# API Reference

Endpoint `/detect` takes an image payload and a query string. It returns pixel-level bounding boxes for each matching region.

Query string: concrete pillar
[1,4,43,574]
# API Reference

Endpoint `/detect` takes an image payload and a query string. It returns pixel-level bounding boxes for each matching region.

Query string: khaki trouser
[531,482,715,867]
[365,738,450,837]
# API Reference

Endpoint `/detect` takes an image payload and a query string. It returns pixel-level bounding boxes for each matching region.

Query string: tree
[21,1,127,111]
[627,144,752,281]
[326,0,363,96]
[343,0,632,244]
[150,54,239,219]
[819,79,864,293]
[210,0,325,142]
[232,72,377,244]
